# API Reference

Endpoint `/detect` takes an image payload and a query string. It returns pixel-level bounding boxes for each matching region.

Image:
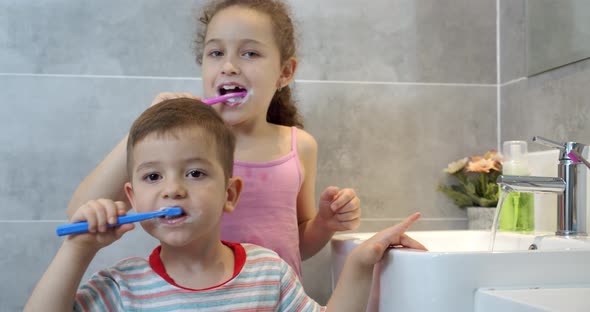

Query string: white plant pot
[467,206,496,230]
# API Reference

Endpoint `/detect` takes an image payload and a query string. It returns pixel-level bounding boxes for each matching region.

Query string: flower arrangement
[437,150,503,208]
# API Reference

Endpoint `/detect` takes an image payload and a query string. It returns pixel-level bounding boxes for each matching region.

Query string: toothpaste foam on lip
[228,89,252,106]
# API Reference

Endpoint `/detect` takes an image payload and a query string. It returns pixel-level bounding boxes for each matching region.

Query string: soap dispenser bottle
[499,140,535,232]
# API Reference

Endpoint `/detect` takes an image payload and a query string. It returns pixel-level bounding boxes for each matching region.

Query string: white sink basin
[331,230,590,312]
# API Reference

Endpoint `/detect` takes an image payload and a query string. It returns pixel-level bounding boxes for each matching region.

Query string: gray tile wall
[500,0,590,149]
[1,0,500,309]
[500,58,590,147]
[500,0,526,83]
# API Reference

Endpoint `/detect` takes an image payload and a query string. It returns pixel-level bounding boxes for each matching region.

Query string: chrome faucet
[496,136,589,236]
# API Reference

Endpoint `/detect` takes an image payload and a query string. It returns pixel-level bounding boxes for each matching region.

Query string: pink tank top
[220,127,303,277]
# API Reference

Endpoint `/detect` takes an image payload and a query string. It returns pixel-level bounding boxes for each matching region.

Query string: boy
[25,98,425,311]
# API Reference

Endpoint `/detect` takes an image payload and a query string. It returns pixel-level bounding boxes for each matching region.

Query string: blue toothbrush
[56,207,183,237]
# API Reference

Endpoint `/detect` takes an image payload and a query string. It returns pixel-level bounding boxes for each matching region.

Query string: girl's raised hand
[317,186,361,232]
[150,92,202,107]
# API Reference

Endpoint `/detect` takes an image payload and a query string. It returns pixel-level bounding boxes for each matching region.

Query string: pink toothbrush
[202,91,247,106]
[567,150,590,169]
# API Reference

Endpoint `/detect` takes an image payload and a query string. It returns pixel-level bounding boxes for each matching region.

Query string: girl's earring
[277,86,283,93]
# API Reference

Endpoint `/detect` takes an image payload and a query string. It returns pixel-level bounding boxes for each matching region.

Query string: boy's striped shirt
[74,243,325,311]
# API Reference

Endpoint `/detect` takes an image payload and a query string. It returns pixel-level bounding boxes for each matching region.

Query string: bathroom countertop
[475,286,590,312]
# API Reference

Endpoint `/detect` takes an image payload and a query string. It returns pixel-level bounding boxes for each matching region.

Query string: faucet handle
[532,136,588,160]
[532,136,566,149]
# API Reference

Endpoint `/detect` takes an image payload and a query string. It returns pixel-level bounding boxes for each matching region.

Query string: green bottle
[499,141,535,232]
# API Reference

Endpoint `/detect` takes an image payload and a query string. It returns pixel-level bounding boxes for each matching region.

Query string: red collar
[148,241,246,291]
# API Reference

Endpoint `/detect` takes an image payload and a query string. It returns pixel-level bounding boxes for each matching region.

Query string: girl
[67,0,361,277]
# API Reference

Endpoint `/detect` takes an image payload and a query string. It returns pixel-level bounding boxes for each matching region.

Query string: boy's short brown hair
[126,98,235,180]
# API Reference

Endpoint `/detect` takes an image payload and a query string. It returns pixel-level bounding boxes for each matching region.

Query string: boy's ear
[223,176,243,213]
[278,57,298,89]
[124,182,136,208]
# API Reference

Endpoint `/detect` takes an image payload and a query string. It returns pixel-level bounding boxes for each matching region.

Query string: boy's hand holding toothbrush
[317,186,361,232]
[65,199,135,252]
